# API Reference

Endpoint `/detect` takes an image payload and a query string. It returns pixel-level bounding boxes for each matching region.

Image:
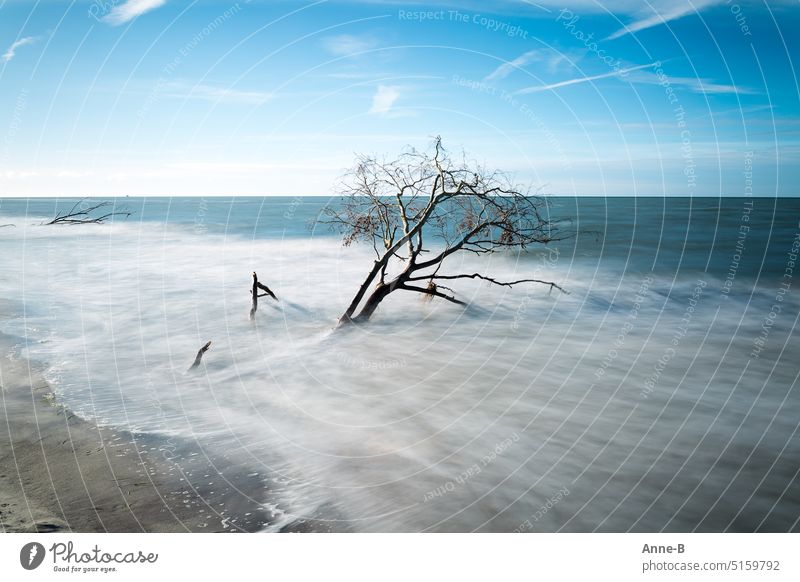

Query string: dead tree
[188,341,212,372]
[323,136,571,326]
[249,272,278,320]
[45,199,131,225]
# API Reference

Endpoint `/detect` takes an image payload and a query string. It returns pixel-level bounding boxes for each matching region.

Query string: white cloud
[369,85,400,114]
[515,62,655,95]
[103,0,167,26]
[321,34,377,56]
[2,36,37,63]
[606,0,723,40]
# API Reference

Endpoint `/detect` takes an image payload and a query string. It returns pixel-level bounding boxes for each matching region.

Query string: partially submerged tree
[324,137,570,326]
[249,271,278,320]
[45,199,131,225]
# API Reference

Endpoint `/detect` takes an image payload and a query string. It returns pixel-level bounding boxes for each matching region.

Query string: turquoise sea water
[0,196,798,532]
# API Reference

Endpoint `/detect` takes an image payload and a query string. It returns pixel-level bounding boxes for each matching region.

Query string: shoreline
[0,328,281,533]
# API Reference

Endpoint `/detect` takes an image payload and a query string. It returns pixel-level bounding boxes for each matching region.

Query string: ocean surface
[1,196,799,532]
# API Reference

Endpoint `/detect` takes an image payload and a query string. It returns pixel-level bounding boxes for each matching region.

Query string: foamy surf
[0,197,798,532]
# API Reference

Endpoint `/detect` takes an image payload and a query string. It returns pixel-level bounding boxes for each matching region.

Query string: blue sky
[0,0,798,196]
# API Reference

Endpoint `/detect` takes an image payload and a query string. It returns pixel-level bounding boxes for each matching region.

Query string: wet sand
[0,328,280,533]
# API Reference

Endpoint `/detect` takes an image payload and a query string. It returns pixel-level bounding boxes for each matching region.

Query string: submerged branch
[188,341,212,372]
[250,272,278,320]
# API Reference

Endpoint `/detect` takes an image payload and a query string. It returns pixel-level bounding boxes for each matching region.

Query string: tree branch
[45,199,132,225]
[408,272,568,294]
[401,284,467,306]
[188,341,212,372]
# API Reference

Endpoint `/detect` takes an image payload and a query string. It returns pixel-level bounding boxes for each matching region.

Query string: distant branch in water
[188,341,212,372]
[0,224,15,228]
[249,271,278,320]
[45,199,132,225]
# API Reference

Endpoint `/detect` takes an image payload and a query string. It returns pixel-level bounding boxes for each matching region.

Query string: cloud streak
[606,0,723,40]
[516,61,753,96]
[322,34,377,56]
[515,62,654,94]
[103,0,167,26]
[627,69,755,95]
[2,36,37,63]
[161,82,273,105]
[484,48,585,83]
[485,50,543,82]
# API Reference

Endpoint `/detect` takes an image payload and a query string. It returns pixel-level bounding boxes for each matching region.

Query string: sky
[0,0,798,197]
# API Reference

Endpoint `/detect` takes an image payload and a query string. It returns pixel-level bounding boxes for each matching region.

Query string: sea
[0,196,798,532]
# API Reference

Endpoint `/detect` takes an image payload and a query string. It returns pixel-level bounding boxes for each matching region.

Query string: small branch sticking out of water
[249,271,278,320]
[0,224,15,228]
[188,341,212,372]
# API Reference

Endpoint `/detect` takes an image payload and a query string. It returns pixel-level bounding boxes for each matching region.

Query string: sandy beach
[0,323,288,533]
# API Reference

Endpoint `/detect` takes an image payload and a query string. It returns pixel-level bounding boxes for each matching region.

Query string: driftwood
[0,224,15,228]
[188,341,212,371]
[45,199,131,225]
[249,272,278,320]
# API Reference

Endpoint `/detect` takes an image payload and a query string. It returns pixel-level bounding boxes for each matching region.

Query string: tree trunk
[249,272,259,320]
[351,283,393,323]
[338,261,385,325]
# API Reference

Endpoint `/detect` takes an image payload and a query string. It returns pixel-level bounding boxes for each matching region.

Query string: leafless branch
[408,272,568,295]
[188,341,212,372]
[44,199,132,225]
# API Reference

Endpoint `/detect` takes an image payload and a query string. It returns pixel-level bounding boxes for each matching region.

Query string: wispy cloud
[515,62,654,95]
[322,34,378,57]
[606,0,723,40]
[2,36,37,63]
[516,60,754,96]
[369,85,400,114]
[161,82,273,105]
[485,50,542,82]
[484,48,583,82]
[103,0,166,26]
[626,69,755,95]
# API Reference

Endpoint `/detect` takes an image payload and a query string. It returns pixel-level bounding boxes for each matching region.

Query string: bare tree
[45,199,131,225]
[324,137,570,326]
